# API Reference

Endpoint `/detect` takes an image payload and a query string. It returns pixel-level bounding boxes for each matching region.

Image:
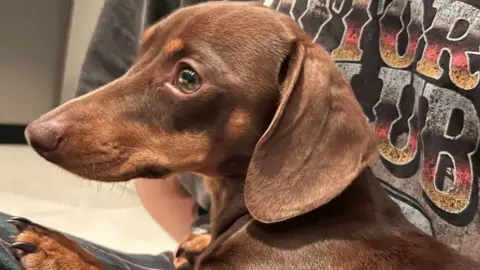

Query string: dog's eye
[176,68,202,93]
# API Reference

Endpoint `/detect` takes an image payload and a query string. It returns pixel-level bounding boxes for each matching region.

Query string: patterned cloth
[0,212,175,270]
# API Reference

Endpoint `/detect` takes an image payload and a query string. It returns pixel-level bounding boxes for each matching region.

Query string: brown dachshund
[12,2,480,269]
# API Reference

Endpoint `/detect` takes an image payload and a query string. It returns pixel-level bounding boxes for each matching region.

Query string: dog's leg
[8,217,107,270]
[174,232,211,269]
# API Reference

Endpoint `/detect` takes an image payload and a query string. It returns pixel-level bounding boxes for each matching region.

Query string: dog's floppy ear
[245,40,378,223]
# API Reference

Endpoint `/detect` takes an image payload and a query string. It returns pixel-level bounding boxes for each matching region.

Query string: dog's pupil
[179,69,198,88]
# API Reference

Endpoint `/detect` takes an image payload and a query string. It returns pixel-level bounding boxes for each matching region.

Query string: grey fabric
[179,173,211,211]
[76,0,148,96]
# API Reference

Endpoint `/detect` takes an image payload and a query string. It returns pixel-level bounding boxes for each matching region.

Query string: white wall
[60,0,105,104]
[0,0,106,125]
[0,0,72,124]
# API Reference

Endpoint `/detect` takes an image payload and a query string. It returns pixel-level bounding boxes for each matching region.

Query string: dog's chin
[61,164,172,183]
[133,166,172,180]
[39,149,172,182]
[102,166,172,182]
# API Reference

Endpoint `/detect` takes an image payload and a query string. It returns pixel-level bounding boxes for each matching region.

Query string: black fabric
[0,125,27,144]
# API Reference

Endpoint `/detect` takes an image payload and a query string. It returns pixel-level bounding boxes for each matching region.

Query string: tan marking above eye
[226,109,251,139]
[164,38,184,56]
[141,25,157,44]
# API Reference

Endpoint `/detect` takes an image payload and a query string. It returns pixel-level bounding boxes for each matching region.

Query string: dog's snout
[25,120,64,156]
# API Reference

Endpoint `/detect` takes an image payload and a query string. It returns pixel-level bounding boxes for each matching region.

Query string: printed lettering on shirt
[276,0,296,18]
[336,63,362,81]
[373,68,421,177]
[261,0,480,233]
[417,0,480,90]
[297,0,332,43]
[379,0,424,68]
[330,0,372,61]
[420,84,479,224]
[377,0,386,15]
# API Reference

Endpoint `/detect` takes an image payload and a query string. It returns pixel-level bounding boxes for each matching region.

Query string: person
[1,0,479,268]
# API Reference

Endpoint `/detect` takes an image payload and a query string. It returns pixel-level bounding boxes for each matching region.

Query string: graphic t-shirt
[244,0,480,259]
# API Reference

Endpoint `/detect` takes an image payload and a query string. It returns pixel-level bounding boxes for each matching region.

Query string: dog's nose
[25,120,64,156]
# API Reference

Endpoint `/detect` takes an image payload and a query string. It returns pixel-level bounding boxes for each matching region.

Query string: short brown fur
[164,38,184,56]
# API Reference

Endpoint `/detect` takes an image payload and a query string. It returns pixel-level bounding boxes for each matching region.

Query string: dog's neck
[198,167,409,270]
[203,175,250,239]
[206,168,405,240]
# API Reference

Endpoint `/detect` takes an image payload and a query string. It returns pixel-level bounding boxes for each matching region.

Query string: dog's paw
[8,217,105,270]
[174,232,212,269]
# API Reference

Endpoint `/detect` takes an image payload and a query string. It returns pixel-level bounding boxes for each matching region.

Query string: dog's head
[25,2,377,223]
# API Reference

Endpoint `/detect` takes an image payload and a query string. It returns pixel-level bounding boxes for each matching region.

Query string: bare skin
[134,176,197,243]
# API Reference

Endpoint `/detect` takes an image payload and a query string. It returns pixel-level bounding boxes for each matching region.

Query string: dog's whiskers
[119,182,128,199]
[96,182,102,194]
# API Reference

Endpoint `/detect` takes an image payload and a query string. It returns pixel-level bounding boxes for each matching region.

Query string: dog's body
[10,2,480,269]
[196,170,478,270]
